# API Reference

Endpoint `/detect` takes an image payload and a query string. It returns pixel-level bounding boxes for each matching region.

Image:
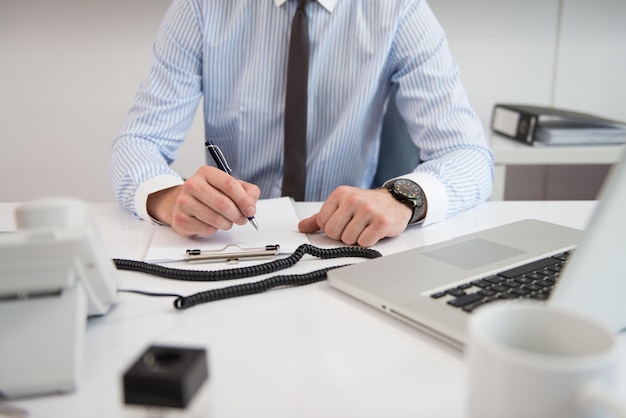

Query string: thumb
[298,214,321,233]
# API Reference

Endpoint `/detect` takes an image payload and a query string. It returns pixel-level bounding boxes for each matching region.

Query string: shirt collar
[274,0,337,13]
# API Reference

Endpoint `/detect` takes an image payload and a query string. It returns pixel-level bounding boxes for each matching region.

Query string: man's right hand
[146,166,260,237]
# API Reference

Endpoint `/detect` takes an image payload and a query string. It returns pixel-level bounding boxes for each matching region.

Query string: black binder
[490,103,626,145]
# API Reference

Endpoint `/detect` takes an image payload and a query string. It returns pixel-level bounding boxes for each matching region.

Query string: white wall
[430,0,626,130]
[429,0,560,130]
[0,0,204,202]
[1,0,625,202]
[553,0,626,121]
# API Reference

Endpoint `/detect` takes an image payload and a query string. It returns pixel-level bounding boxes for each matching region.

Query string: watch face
[393,179,420,199]
[388,179,425,224]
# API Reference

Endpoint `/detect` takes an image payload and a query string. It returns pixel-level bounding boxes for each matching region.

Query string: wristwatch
[385,179,426,225]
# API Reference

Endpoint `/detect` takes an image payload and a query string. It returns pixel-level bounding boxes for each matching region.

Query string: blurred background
[1,0,625,202]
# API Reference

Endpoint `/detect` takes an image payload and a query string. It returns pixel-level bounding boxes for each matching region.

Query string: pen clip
[205,142,232,174]
[186,244,280,264]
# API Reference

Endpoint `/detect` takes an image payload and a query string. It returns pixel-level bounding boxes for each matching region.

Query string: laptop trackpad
[422,238,526,270]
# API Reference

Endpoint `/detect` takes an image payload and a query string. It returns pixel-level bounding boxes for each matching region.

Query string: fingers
[202,167,259,220]
[298,205,380,246]
[170,201,219,237]
[322,203,381,247]
[241,181,261,217]
[352,217,389,247]
[307,186,410,247]
[155,166,260,237]
[169,186,230,236]
[314,186,366,245]
[298,214,321,233]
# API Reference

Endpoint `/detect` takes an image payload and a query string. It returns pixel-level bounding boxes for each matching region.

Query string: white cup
[466,302,626,418]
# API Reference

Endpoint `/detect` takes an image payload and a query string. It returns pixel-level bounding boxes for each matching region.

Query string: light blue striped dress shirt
[110,0,494,224]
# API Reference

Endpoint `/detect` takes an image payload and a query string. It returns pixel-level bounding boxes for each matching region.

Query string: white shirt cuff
[134,174,184,223]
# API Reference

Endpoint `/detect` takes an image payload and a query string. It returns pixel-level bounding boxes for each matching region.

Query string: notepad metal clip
[185,244,280,264]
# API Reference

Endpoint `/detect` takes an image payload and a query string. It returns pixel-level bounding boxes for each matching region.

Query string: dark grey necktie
[282,0,310,201]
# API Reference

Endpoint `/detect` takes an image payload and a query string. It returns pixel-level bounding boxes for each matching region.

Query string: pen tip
[249,217,259,231]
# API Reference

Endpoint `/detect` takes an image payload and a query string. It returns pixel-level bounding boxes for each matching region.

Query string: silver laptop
[328,149,626,349]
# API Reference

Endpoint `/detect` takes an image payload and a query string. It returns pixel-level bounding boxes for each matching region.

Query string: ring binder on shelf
[491,103,626,145]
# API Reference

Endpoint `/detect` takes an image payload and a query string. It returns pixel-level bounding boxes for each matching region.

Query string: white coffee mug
[466,302,626,418]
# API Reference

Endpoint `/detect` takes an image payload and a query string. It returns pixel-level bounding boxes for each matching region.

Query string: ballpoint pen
[145,244,280,264]
[205,140,259,231]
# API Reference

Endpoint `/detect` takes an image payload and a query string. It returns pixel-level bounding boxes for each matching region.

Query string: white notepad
[144,197,310,263]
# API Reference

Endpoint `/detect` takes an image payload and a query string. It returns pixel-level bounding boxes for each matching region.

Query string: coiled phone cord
[113,244,382,310]
[173,265,347,310]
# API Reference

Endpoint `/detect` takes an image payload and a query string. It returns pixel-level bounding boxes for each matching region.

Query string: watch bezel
[386,179,425,224]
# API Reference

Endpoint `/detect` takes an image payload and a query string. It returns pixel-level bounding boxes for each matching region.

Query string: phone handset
[14,197,118,316]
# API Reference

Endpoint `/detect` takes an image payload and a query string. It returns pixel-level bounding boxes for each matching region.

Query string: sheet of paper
[144,197,310,262]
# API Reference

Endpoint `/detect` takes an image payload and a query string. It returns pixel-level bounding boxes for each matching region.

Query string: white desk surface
[1,201,625,418]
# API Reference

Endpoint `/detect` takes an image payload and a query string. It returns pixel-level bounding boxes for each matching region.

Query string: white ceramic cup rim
[468,302,619,371]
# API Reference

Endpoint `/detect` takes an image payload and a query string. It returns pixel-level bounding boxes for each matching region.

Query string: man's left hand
[298,186,413,247]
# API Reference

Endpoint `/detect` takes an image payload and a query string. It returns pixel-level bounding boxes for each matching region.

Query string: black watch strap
[385,179,426,225]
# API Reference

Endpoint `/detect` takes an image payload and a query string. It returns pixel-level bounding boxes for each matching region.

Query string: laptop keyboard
[430,251,571,313]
